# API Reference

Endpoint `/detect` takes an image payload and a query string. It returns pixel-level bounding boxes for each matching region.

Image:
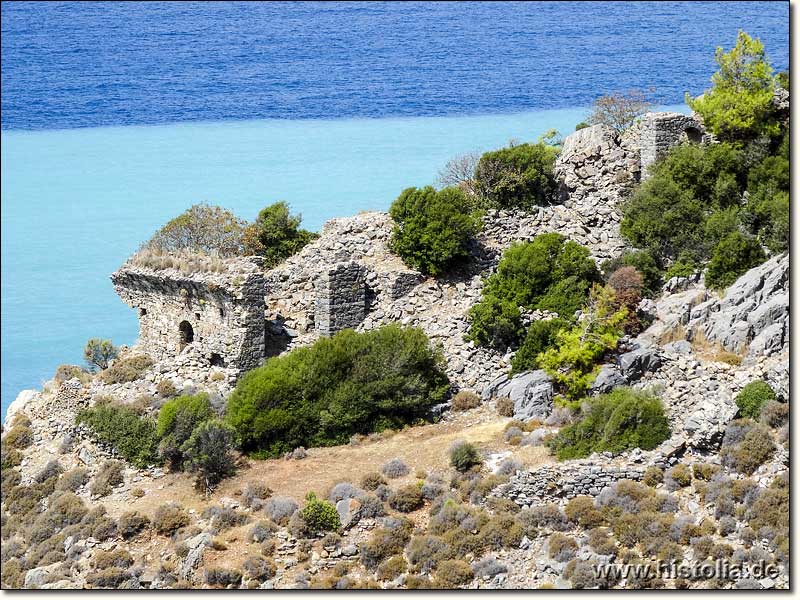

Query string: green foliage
[547,388,670,460]
[468,234,600,349]
[83,338,119,371]
[510,318,565,374]
[687,31,780,142]
[389,186,481,276]
[226,325,449,457]
[744,131,789,253]
[705,231,765,289]
[156,393,214,468]
[537,285,626,399]
[388,484,425,513]
[449,441,481,473]
[663,254,698,280]
[300,492,341,534]
[242,201,317,268]
[473,142,559,209]
[736,380,777,419]
[776,70,789,90]
[145,203,247,257]
[575,122,590,131]
[76,404,160,468]
[601,251,662,298]
[181,419,238,493]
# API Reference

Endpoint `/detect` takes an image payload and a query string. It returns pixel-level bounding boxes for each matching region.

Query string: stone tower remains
[637,112,706,177]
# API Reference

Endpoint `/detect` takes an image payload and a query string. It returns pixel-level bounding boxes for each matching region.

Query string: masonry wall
[111,260,266,371]
[314,261,367,336]
[638,112,705,176]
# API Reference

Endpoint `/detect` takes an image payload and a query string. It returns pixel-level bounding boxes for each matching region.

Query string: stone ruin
[314,261,368,337]
[637,111,706,176]
[111,257,267,371]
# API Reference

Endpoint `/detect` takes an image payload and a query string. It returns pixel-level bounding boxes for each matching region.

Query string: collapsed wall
[111,256,267,371]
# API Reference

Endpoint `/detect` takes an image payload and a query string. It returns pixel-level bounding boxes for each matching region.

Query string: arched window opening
[684,126,703,143]
[210,353,225,367]
[179,320,194,348]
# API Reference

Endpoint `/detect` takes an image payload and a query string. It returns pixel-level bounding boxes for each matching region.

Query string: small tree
[449,441,481,472]
[705,231,765,289]
[83,338,119,371]
[473,142,559,209]
[156,394,214,469]
[687,31,779,142]
[145,203,247,257]
[437,152,481,200]
[389,186,481,276]
[181,419,238,494]
[299,492,341,534]
[242,201,317,268]
[588,89,653,133]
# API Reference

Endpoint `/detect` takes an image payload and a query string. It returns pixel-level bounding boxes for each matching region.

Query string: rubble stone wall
[638,112,706,176]
[314,261,368,336]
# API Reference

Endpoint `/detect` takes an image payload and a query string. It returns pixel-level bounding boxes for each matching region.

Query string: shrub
[156,379,177,398]
[54,363,90,384]
[473,141,559,209]
[360,472,387,491]
[181,419,238,492]
[449,441,481,473]
[97,354,154,384]
[496,397,514,417]
[91,460,125,497]
[84,338,119,371]
[389,186,481,276]
[264,497,298,526]
[565,496,604,528]
[547,387,670,460]
[4,423,33,449]
[29,491,88,544]
[226,326,449,457]
[496,458,523,476]
[519,503,569,532]
[299,492,340,534]
[692,464,719,481]
[76,403,159,468]
[686,31,780,142]
[664,464,693,490]
[92,548,133,570]
[156,393,214,467]
[242,201,317,268]
[242,556,276,583]
[736,380,777,419]
[377,555,407,581]
[203,505,249,531]
[589,89,653,133]
[328,482,360,504]
[468,234,600,349]
[360,522,412,569]
[642,466,663,487]
[145,203,246,257]
[242,481,272,508]
[721,422,775,475]
[389,484,424,513]
[86,567,131,589]
[433,559,474,588]
[510,318,565,374]
[205,567,243,588]
[118,511,150,539]
[34,459,63,484]
[152,503,190,536]
[761,400,789,428]
[451,390,481,412]
[705,231,766,289]
[382,458,410,479]
[479,513,523,550]
[408,535,452,572]
[472,556,507,579]
[548,532,578,562]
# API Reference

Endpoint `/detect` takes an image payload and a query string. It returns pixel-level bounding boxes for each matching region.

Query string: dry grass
[130,247,227,274]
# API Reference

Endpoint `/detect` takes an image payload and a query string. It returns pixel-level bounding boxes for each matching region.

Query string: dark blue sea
[0,1,789,417]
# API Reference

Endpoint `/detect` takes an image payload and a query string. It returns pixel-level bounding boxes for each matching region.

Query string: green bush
[705,231,765,289]
[511,318,565,374]
[388,484,424,513]
[76,403,160,468]
[389,186,481,276]
[468,234,600,349]
[242,201,317,268]
[449,441,481,473]
[736,380,777,419]
[687,31,780,142]
[145,203,247,257]
[547,388,670,460]
[537,285,626,399]
[721,422,775,475]
[91,460,124,497]
[97,355,154,385]
[181,419,238,492]
[226,325,449,457]
[473,142,559,209]
[299,492,340,534]
[83,338,119,371]
[156,393,214,468]
[152,502,190,536]
[433,559,474,588]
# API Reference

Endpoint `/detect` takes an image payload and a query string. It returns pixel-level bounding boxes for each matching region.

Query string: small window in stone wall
[179,320,194,347]
[684,126,703,143]
[195,312,201,320]
[139,308,147,317]
[219,307,225,318]
[210,353,225,367]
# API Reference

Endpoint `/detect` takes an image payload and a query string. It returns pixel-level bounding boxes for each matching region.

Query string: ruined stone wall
[111,257,266,371]
[638,112,705,176]
[314,261,368,336]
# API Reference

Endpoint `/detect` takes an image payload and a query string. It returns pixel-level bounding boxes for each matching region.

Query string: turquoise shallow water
[0,105,687,416]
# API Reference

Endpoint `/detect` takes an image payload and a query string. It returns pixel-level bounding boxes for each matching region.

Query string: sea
[0,1,788,417]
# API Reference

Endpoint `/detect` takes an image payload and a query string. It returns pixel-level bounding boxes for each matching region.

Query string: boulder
[589,364,625,395]
[24,562,63,588]
[617,345,662,382]
[682,391,737,450]
[483,370,553,420]
[336,497,361,529]
[4,389,40,426]
[179,532,213,580]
